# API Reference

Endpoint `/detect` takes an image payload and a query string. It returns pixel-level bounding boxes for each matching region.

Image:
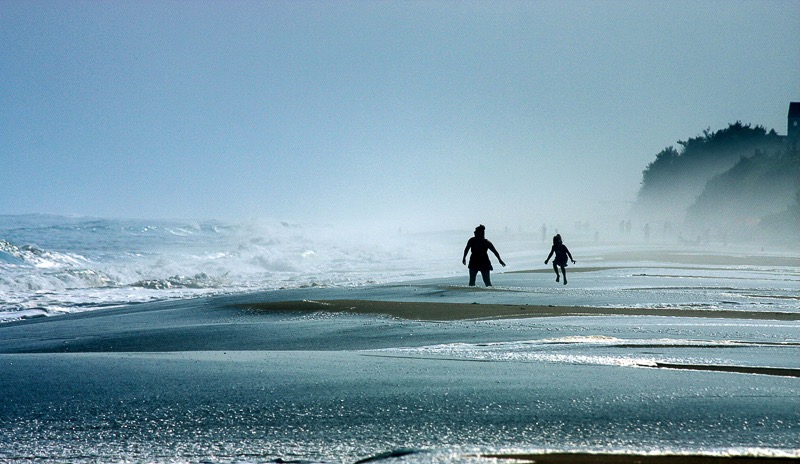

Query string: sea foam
[0,215,455,321]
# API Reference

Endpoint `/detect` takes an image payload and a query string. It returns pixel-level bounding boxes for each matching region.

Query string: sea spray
[0,215,457,321]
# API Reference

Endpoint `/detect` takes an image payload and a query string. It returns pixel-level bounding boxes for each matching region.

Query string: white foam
[0,217,457,321]
[371,336,771,369]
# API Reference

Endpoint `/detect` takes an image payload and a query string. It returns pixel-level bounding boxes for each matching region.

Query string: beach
[3,0,799,461]
[2,250,800,463]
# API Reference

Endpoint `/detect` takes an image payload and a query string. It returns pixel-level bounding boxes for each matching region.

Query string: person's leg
[481,269,492,287]
[468,268,478,286]
[561,265,567,285]
[552,262,560,282]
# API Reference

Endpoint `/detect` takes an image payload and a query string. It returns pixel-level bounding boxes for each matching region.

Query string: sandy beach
[2,261,798,463]
[237,299,800,322]
[476,454,800,463]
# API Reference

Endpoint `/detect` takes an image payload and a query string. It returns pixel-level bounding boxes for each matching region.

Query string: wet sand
[235,300,800,379]
[2,282,798,462]
[236,299,800,322]
[476,453,800,463]
[573,250,800,267]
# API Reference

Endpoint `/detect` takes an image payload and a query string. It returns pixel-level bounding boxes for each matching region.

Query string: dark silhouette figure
[462,224,505,286]
[544,234,575,285]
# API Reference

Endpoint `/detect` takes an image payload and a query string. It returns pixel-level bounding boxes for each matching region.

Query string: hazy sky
[2,0,798,231]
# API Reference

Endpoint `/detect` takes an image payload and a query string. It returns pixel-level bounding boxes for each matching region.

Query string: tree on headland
[758,189,800,242]
[631,122,784,225]
[685,147,799,232]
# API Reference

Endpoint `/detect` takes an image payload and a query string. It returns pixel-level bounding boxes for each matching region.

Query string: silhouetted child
[462,224,505,286]
[544,234,575,285]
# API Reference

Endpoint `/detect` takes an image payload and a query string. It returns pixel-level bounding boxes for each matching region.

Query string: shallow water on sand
[2,345,799,463]
[0,245,798,463]
[1,301,799,462]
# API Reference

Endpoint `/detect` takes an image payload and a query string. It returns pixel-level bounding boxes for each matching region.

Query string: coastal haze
[2,1,799,235]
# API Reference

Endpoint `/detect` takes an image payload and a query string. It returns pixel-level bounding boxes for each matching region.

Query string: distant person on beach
[462,224,506,286]
[544,234,575,285]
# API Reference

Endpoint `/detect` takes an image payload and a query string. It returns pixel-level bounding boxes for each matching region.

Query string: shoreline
[235,299,800,322]
[476,453,800,463]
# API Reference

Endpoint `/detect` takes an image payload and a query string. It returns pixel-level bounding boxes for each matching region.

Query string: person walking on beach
[545,234,575,285]
[462,224,506,286]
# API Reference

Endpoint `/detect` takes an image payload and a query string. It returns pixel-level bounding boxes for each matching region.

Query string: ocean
[1,215,799,463]
[0,215,459,322]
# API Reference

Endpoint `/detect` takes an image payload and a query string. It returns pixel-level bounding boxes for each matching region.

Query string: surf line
[479,452,800,463]
[652,362,800,378]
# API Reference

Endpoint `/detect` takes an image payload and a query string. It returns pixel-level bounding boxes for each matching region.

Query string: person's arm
[462,239,472,265]
[544,246,554,264]
[488,242,506,267]
[566,246,576,264]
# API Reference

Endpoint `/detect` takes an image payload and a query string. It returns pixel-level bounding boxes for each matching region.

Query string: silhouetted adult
[462,224,506,286]
[544,233,575,285]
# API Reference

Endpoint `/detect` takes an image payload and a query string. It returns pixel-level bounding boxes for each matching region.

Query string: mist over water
[0,215,465,321]
[629,122,800,248]
[2,209,797,323]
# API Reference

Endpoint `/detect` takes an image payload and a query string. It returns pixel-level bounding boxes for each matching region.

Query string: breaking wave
[0,215,454,321]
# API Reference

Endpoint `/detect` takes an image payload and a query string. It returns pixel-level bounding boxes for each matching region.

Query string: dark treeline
[631,122,799,245]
